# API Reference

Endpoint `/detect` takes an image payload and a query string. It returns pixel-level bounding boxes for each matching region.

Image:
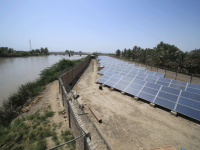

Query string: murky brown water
[0,55,87,104]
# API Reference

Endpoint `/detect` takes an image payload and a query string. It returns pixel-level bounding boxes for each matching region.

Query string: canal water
[0,55,87,104]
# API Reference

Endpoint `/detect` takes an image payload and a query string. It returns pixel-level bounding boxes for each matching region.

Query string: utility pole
[29,40,32,51]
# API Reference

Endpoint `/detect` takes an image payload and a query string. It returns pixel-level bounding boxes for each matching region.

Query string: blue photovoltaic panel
[178,97,200,111]
[112,74,123,79]
[160,86,181,96]
[97,78,107,84]
[124,87,140,96]
[135,76,146,81]
[145,78,156,84]
[109,77,120,83]
[169,84,186,90]
[146,75,159,80]
[171,80,187,86]
[119,73,127,76]
[121,76,133,82]
[126,74,135,78]
[118,80,130,86]
[113,71,120,74]
[156,81,170,87]
[158,78,171,83]
[157,91,178,102]
[132,79,146,86]
[137,73,147,78]
[114,84,126,91]
[175,104,200,121]
[146,71,154,74]
[187,83,200,90]
[141,87,159,96]
[101,75,110,80]
[138,92,155,102]
[154,97,176,110]
[129,71,138,75]
[186,88,200,95]
[105,81,116,87]
[181,91,200,102]
[104,72,114,76]
[128,83,143,90]
[145,82,161,90]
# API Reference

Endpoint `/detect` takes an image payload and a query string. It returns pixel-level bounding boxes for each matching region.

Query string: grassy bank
[0,109,75,150]
[0,55,90,126]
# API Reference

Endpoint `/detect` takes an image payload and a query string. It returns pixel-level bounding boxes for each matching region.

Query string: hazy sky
[0,0,200,53]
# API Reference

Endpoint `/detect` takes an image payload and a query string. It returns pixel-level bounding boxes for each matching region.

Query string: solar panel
[175,104,200,121]
[186,87,200,95]
[132,79,146,86]
[118,80,130,86]
[105,81,116,87]
[109,77,120,83]
[121,76,133,82]
[145,82,161,90]
[114,84,126,91]
[178,97,200,111]
[169,84,186,90]
[157,91,178,103]
[187,83,200,90]
[156,81,170,86]
[145,78,156,84]
[171,80,187,86]
[154,97,176,110]
[158,78,171,83]
[128,83,143,90]
[97,78,107,84]
[160,86,181,95]
[180,91,200,102]
[138,92,155,102]
[124,87,140,95]
[101,75,110,80]
[141,87,159,96]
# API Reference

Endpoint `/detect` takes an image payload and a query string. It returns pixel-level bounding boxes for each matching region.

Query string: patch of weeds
[44,110,55,118]
[58,122,62,129]
[52,134,60,146]
[52,123,58,130]
[58,109,65,115]
[47,105,51,109]
[61,130,76,150]
[42,120,50,127]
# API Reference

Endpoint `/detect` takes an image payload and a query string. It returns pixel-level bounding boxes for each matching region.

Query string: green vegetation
[0,110,75,150]
[115,41,200,74]
[0,55,90,126]
[58,109,65,115]
[0,47,49,57]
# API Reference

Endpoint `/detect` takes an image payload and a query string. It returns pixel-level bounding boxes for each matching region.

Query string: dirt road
[73,59,200,150]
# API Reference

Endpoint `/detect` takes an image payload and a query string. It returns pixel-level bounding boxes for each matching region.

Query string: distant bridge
[48,51,91,55]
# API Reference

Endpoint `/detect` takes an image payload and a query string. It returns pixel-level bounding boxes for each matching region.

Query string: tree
[35,49,40,54]
[65,50,69,53]
[124,48,127,57]
[125,49,131,59]
[44,47,49,55]
[116,49,120,56]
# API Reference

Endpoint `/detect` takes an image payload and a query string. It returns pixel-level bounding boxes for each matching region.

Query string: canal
[0,55,87,104]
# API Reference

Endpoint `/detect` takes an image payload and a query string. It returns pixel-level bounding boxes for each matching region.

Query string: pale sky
[0,0,200,53]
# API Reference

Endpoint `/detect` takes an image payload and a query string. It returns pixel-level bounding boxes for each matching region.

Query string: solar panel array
[97,56,200,121]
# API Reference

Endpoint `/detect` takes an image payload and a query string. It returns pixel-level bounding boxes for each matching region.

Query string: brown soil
[73,59,200,150]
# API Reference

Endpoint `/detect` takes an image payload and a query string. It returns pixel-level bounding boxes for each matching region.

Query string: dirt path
[24,80,70,149]
[73,59,200,150]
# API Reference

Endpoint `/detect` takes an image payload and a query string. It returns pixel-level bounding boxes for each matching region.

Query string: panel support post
[150,103,155,108]
[190,74,193,83]
[170,111,177,117]
[121,92,125,95]
[134,96,139,100]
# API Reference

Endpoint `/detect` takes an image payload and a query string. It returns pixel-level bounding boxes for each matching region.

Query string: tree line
[0,47,49,57]
[115,41,200,74]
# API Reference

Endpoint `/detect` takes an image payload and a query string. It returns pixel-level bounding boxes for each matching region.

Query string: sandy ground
[23,80,70,149]
[73,59,200,150]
